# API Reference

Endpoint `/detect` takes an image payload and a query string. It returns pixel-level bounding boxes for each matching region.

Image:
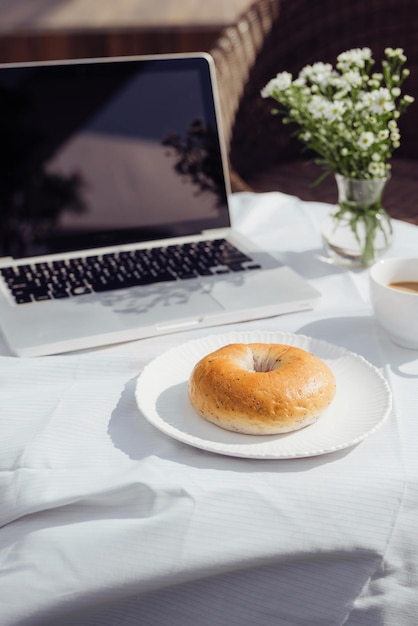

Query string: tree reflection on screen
[163,118,227,209]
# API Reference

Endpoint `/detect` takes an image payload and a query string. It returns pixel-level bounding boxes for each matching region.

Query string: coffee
[388,281,418,294]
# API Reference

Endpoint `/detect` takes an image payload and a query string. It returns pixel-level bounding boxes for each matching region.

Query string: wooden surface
[0,0,254,31]
[0,0,254,62]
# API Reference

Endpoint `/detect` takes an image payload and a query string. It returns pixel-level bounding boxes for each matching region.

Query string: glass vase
[321,174,393,268]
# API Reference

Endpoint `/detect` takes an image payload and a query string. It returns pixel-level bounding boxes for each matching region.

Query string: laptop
[0,53,320,357]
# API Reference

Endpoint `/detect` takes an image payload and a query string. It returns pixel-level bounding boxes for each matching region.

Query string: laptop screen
[0,55,230,259]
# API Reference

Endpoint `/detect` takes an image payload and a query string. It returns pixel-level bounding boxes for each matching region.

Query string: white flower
[354,97,368,113]
[261,72,292,97]
[260,81,274,98]
[369,88,395,114]
[378,129,389,140]
[341,70,363,88]
[299,62,334,86]
[307,95,329,118]
[322,100,346,121]
[368,161,385,176]
[337,47,372,69]
[368,79,381,89]
[293,77,306,87]
[385,47,407,62]
[358,132,375,149]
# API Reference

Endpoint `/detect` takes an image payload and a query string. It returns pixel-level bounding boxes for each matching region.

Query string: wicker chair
[210,0,418,224]
[210,0,279,192]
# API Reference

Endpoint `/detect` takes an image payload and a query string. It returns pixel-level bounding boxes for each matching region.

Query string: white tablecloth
[1,192,418,626]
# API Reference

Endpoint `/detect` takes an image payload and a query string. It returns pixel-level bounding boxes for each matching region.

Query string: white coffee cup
[369,257,418,349]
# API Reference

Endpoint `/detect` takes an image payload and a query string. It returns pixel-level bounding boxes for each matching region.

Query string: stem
[332,200,392,266]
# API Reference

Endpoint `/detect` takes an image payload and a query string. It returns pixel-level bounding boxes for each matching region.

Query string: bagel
[188,343,336,435]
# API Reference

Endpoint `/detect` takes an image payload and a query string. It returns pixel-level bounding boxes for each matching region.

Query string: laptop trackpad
[209,266,320,310]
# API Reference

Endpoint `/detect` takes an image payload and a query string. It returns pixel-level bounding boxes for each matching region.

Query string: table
[1,191,418,625]
[0,0,254,62]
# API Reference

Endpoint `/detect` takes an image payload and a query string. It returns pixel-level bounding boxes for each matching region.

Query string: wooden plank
[0,0,254,32]
[0,0,255,62]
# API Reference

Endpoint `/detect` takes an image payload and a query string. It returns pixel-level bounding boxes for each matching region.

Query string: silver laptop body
[0,53,320,356]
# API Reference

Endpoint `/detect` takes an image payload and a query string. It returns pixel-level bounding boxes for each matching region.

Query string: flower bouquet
[261,47,414,266]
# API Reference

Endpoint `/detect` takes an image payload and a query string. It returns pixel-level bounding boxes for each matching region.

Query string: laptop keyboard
[0,239,261,305]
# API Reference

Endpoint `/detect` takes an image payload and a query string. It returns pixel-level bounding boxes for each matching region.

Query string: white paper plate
[135,331,392,459]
